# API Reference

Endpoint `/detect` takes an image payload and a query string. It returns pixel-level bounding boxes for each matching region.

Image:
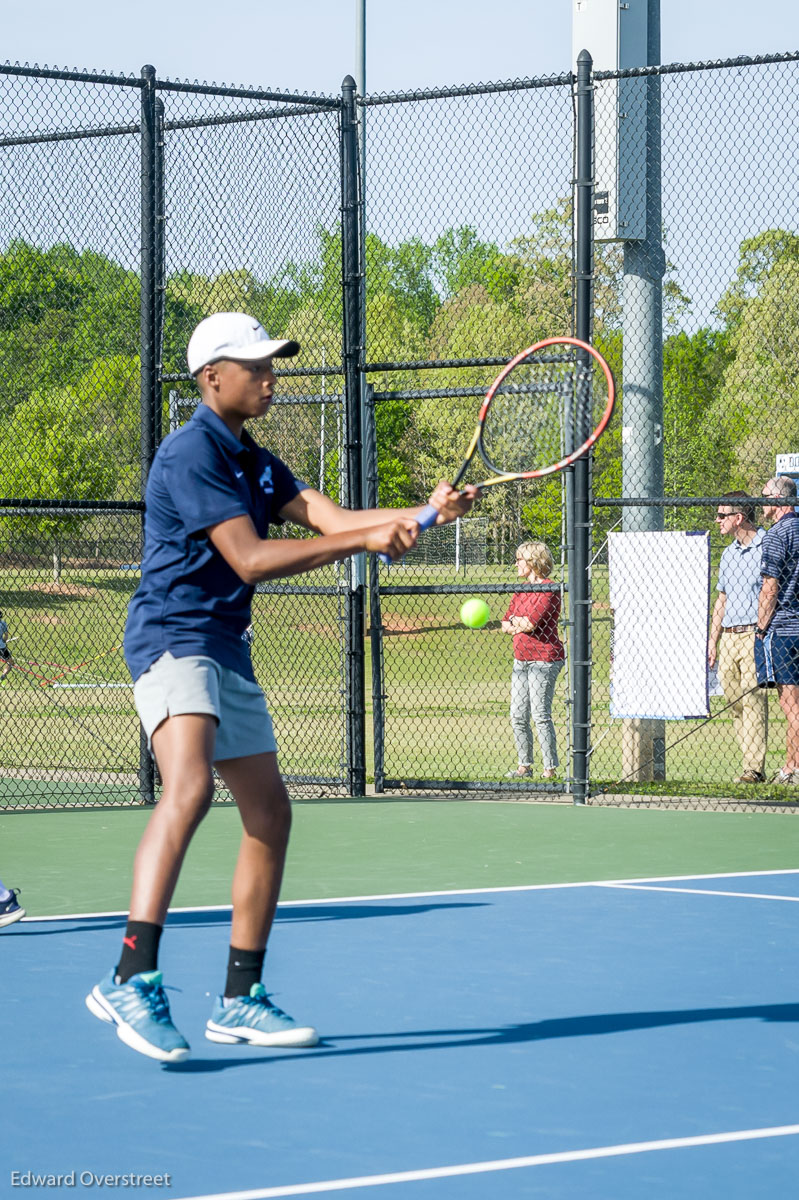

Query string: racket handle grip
[378,503,439,566]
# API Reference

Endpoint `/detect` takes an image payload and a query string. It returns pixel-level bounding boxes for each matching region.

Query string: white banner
[608,530,710,720]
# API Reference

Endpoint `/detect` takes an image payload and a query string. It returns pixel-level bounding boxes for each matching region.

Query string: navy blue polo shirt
[124,404,306,682]
[760,512,799,634]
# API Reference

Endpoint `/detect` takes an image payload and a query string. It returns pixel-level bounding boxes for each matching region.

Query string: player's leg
[509,661,533,775]
[85,713,215,1062]
[86,654,224,1063]
[219,751,290,951]
[128,714,217,926]
[205,751,317,1048]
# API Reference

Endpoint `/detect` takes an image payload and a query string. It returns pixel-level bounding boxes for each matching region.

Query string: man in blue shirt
[707,493,767,782]
[86,312,479,1063]
[755,475,799,784]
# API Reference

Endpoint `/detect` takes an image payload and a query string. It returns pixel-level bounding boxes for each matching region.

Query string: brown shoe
[734,770,766,784]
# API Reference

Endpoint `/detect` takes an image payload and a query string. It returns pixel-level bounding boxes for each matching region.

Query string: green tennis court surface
[2,800,796,917]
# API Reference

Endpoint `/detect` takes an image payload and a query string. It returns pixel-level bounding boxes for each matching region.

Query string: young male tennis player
[85,312,478,1063]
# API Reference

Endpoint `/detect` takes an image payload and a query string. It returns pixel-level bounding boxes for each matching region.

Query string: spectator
[755,476,799,784]
[501,542,564,780]
[0,609,14,680]
[707,492,767,782]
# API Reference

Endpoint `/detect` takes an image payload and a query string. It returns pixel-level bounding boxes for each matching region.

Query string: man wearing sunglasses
[708,492,767,783]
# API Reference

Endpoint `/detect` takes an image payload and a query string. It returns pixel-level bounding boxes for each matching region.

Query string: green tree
[710,229,799,491]
[0,386,120,579]
[662,328,734,522]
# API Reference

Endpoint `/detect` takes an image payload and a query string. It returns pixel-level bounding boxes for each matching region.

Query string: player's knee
[268,787,292,837]
[161,769,215,822]
[247,787,292,845]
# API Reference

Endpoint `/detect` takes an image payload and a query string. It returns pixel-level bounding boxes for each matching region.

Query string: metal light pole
[620,0,666,781]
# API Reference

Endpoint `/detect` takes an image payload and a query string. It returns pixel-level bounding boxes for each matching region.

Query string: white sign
[609,530,711,720]
[776,454,799,475]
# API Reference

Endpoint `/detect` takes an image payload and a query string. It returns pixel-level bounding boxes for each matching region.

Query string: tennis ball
[460,598,490,628]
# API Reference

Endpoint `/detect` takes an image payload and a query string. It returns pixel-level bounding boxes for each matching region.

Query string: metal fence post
[571,49,595,805]
[154,95,166,416]
[341,74,367,797]
[364,382,386,792]
[138,64,158,805]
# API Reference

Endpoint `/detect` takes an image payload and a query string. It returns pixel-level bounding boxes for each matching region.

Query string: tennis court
[3,801,798,1198]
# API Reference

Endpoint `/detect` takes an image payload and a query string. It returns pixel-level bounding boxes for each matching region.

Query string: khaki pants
[718,630,768,774]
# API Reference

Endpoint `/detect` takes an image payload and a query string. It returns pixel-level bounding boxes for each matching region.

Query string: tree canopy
[0,214,793,561]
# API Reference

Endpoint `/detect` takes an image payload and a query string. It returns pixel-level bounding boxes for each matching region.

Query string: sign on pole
[573,0,648,240]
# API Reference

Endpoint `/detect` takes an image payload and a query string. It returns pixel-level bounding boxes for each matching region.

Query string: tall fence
[588,53,799,809]
[0,52,797,810]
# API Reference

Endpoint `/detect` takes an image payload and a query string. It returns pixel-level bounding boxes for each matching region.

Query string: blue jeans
[510,659,564,771]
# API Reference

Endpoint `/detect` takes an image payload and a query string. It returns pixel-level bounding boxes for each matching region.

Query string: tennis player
[86,312,478,1063]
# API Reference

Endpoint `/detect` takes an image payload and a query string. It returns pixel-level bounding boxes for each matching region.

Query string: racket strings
[480,355,608,477]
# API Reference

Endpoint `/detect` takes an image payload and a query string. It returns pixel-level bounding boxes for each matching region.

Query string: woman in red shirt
[501,542,565,779]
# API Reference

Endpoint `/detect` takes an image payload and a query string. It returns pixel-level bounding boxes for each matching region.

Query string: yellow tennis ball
[460,598,490,628]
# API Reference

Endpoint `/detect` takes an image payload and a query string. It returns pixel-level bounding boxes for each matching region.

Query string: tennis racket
[379,336,616,565]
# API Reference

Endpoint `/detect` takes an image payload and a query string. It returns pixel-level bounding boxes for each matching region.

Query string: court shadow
[163,901,487,928]
[272,901,489,924]
[12,918,130,937]
[13,900,488,936]
[162,1002,799,1073]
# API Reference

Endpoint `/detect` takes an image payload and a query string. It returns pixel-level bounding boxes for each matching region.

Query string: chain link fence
[589,54,799,811]
[0,52,797,810]
[360,76,576,796]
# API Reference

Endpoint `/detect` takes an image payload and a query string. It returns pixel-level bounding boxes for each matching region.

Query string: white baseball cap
[187,312,300,375]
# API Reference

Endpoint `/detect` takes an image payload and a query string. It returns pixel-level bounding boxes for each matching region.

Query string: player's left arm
[280,482,479,536]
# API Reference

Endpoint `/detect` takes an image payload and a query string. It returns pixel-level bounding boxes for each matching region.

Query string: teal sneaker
[86,969,190,1063]
[206,984,318,1048]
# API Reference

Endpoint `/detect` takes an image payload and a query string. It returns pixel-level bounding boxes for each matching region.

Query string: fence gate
[361,74,580,799]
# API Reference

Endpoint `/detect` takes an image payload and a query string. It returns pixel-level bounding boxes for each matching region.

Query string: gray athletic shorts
[133,652,277,761]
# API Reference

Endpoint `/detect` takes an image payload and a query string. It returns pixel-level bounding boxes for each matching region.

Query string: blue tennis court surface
[4,871,799,1199]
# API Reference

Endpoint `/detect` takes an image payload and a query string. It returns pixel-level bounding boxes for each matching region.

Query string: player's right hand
[366,517,420,561]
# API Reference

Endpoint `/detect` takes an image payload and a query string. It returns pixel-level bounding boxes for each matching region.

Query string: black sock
[225,946,266,998]
[116,920,163,983]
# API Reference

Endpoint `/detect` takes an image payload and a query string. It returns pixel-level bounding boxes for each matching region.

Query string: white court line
[173,1124,799,1200]
[598,883,799,902]
[18,867,799,923]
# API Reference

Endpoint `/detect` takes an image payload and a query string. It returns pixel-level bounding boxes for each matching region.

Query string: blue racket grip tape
[378,503,439,565]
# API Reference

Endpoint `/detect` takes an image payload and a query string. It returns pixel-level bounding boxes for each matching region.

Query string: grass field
[0,557,795,808]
